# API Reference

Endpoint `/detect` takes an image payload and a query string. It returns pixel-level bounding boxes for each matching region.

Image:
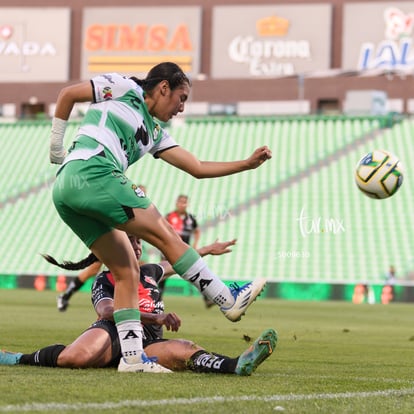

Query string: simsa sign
[0,8,70,82]
[211,4,332,79]
[81,7,201,79]
[343,2,414,71]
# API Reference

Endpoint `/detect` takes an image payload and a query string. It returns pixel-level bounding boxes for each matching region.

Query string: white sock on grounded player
[113,308,144,364]
[172,248,235,308]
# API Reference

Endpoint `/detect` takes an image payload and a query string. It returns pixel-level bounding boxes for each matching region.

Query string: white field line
[1,388,414,412]
[269,373,414,384]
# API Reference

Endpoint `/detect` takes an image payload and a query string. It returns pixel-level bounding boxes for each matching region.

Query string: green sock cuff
[173,248,201,275]
[113,308,140,324]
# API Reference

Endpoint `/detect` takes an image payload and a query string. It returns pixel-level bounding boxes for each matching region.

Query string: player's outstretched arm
[197,238,236,256]
[159,146,272,179]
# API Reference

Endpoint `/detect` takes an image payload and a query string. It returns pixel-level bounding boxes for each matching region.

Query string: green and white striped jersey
[63,73,178,172]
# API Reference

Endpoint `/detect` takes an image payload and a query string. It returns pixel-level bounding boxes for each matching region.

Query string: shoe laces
[229,282,249,295]
[141,353,158,364]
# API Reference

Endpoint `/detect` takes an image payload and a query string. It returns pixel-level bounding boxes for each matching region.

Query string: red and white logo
[384,7,414,40]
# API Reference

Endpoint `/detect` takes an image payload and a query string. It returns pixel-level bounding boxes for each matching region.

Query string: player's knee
[174,339,203,359]
[180,339,199,349]
[58,348,95,368]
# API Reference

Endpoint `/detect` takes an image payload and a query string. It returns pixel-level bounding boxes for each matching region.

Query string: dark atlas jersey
[91,263,165,341]
[165,211,198,244]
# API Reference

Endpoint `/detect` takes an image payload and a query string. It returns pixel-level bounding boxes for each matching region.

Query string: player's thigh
[91,231,141,309]
[58,328,113,368]
[91,229,139,276]
[118,204,177,242]
[118,204,188,261]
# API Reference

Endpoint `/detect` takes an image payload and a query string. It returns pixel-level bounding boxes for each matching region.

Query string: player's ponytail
[41,252,99,270]
[130,62,190,93]
[129,76,143,86]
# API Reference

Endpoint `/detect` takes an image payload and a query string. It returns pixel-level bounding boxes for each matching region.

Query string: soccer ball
[355,149,404,199]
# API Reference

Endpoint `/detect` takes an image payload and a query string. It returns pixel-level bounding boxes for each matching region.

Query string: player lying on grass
[52,235,232,312]
[0,237,277,375]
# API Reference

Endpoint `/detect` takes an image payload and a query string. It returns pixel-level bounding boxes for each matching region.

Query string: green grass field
[1,289,414,413]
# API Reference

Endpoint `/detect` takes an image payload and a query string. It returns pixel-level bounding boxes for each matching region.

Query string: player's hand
[247,146,272,169]
[50,146,67,164]
[160,312,181,332]
[207,239,237,255]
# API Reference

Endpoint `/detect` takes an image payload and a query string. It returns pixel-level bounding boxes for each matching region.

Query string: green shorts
[52,156,151,247]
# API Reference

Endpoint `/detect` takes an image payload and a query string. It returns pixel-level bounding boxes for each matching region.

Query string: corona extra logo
[227,12,309,76]
[256,15,289,37]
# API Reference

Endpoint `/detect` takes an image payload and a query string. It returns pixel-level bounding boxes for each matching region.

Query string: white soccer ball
[355,149,404,199]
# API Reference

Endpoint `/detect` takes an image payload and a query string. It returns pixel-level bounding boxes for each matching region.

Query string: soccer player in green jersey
[0,237,277,375]
[49,62,272,373]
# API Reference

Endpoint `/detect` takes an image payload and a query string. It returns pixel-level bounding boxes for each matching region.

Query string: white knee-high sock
[173,248,234,307]
[114,308,143,363]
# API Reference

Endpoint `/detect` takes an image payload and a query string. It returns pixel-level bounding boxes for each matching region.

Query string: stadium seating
[2,115,411,287]
[0,122,79,204]
[200,117,413,283]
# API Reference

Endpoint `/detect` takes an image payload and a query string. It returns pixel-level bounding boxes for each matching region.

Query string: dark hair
[41,252,99,271]
[130,62,191,93]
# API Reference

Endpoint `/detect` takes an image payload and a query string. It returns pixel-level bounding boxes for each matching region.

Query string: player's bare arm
[159,146,272,179]
[54,81,94,120]
[95,298,181,331]
[49,81,95,164]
